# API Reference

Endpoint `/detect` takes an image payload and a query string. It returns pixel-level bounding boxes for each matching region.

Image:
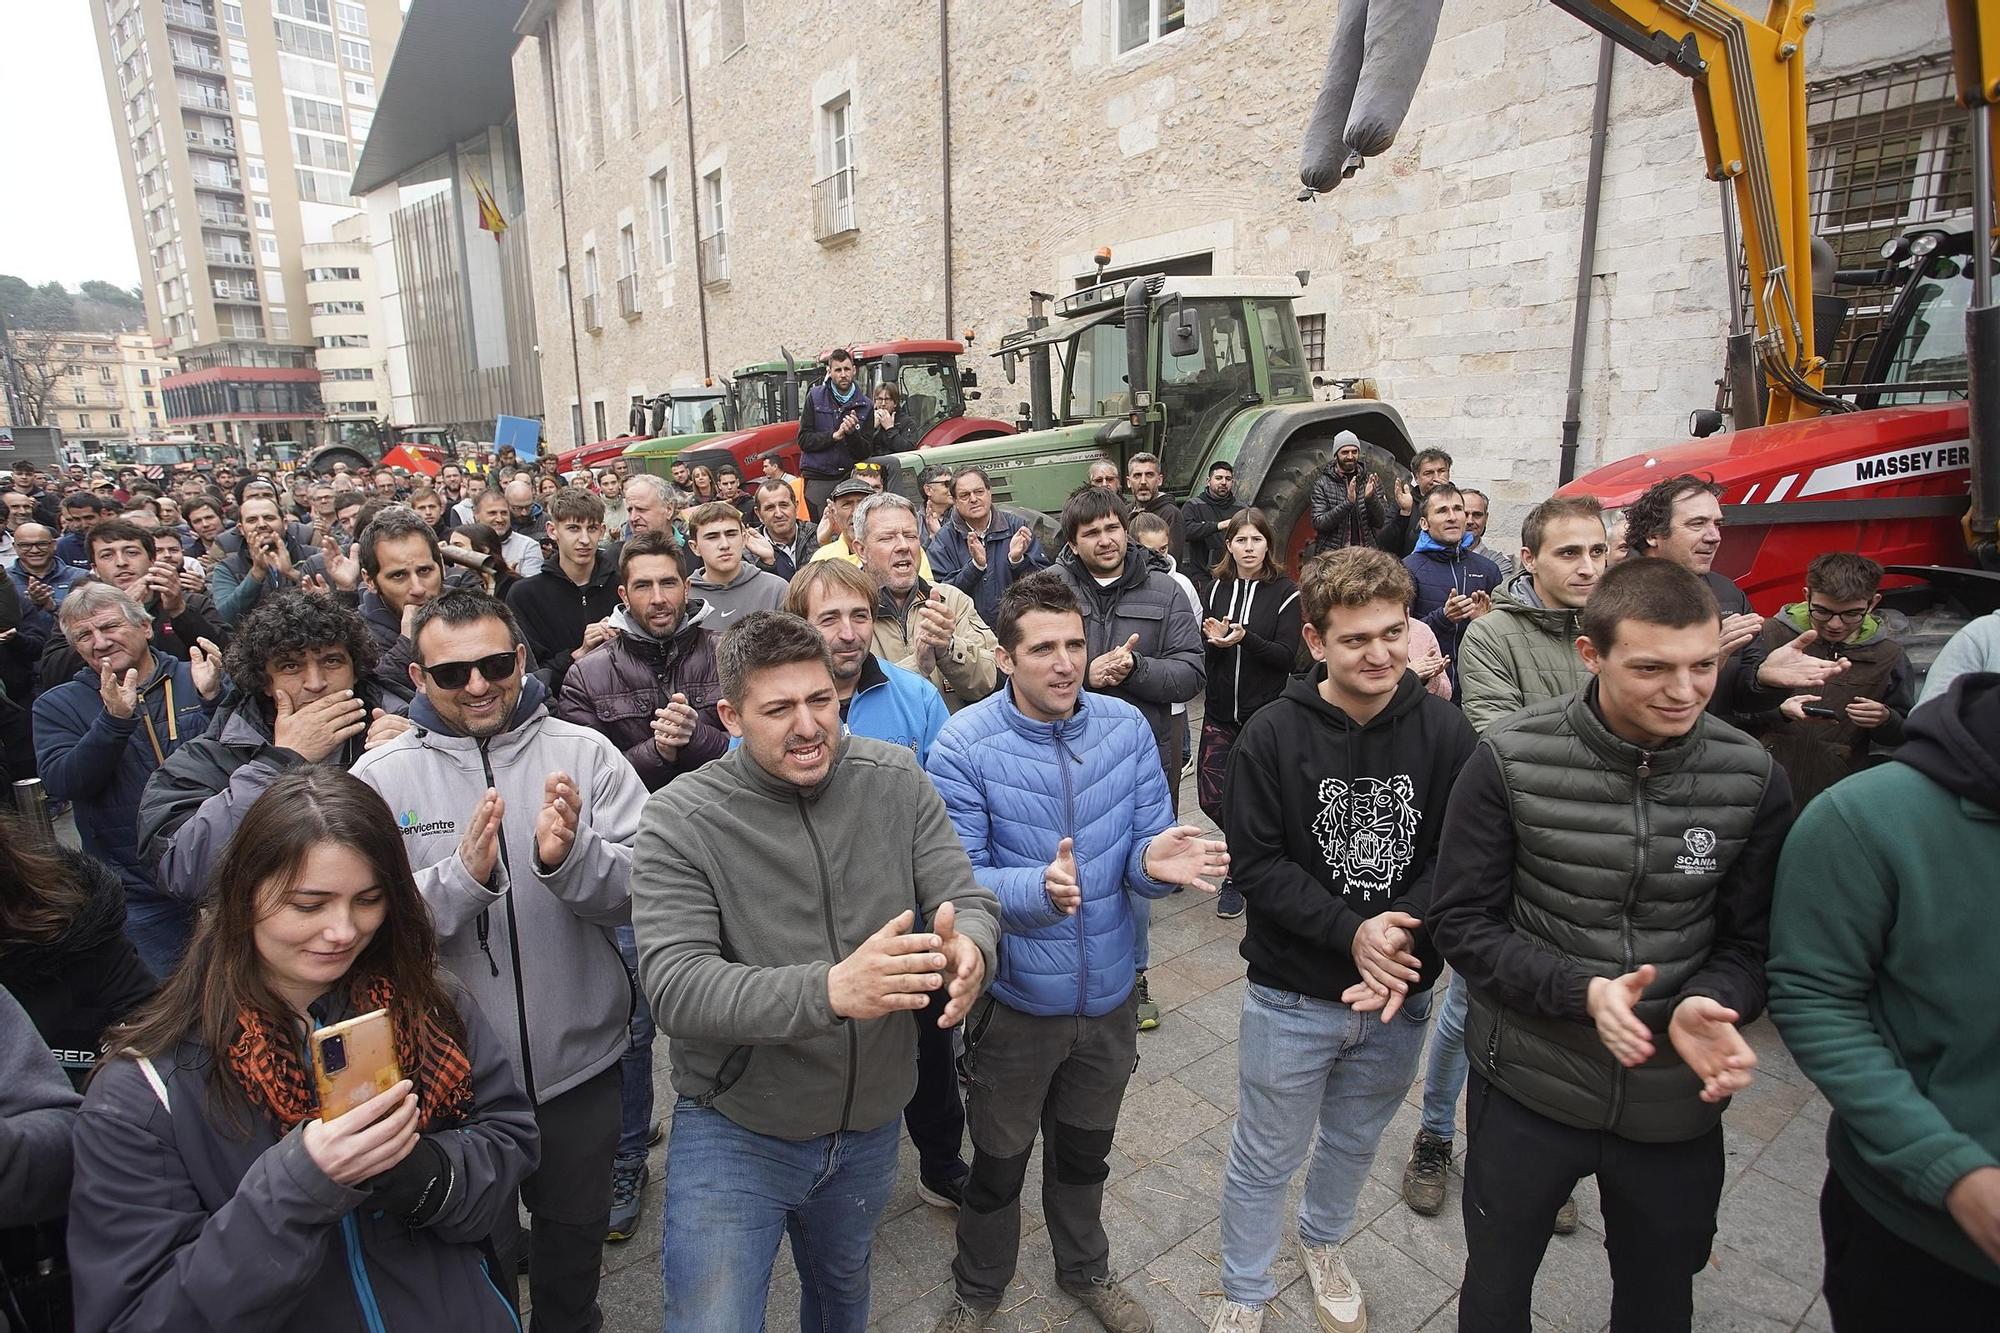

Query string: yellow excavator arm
[1549,0,1842,425]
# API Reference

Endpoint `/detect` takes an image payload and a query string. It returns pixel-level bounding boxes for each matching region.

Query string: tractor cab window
[1252,298,1313,401]
[735,376,781,429]
[872,356,965,436]
[1157,299,1253,494]
[668,397,727,435]
[1064,318,1133,420]
[1879,253,1971,405]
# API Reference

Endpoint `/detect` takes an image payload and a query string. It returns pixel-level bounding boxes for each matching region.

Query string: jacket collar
[407,672,550,741]
[1777,600,1887,647]
[731,733,854,803]
[1493,573,1584,636]
[1412,530,1472,557]
[609,597,711,648]
[997,680,1093,745]
[1564,680,1701,774]
[852,654,891,698]
[1057,542,1163,593]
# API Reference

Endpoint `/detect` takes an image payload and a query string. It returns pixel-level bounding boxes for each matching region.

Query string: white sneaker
[1207,1299,1265,1333]
[1298,1240,1366,1333]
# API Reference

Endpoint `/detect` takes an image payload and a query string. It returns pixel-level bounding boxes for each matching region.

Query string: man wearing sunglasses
[1757,552,1913,809]
[350,587,646,1331]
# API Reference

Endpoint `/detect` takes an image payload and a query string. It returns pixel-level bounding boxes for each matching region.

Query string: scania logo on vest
[1676,827,1718,875]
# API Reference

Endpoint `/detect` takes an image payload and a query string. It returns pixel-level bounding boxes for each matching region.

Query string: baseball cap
[829,476,876,500]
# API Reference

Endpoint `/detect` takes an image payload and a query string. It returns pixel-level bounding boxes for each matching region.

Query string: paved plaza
[592,786,1837,1333]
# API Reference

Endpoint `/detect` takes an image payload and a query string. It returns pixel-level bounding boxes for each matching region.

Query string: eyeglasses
[1807,603,1868,624]
[419,650,518,690]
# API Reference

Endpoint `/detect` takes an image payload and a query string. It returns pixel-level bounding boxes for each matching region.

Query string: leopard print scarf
[227,975,474,1131]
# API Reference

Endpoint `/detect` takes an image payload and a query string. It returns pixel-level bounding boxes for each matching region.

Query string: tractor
[641,339,1016,484]
[875,273,1412,571]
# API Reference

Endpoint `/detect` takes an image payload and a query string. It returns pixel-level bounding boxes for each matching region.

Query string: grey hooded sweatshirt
[634,736,1000,1141]
[687,560,788,631]
[348,675,646,1103]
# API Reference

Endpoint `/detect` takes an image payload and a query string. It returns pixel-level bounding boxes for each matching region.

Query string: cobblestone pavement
[592,782,1836,1333]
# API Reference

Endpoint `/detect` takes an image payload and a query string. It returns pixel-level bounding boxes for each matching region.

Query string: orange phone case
[311,1008,403,1121]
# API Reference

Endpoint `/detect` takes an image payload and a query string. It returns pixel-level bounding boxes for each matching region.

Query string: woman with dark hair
[68,768,539,1333]
[446,523,521,601]
[1198,509,1303,919]
[869,382,918,454]
[0,815,158,1080]
[0,818,155,1333]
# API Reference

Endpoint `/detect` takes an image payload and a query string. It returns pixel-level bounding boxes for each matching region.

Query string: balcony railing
[199,208,250,229]
[186,129,237,152]
[206,249,255,267]
[582,294,602,333]
[193,173,243,194]
[211,282,259,302]
[811,168,858,242]
[163,4,216,32]
[178,89,230,112]
[616,273,641,319]
[699,232,729,285]
[170,46,224,73]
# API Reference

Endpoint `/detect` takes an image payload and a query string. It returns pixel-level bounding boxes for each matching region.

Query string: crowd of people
[0,435,1996,1333]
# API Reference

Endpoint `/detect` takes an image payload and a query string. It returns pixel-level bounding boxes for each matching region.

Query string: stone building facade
[510,0,1954,532]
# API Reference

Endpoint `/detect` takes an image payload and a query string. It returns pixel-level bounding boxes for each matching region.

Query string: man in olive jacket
[633,610,998,1330]
[1430,558,1793,1333]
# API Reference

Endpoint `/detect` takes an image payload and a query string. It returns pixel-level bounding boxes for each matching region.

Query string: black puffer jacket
[0,848,157,1084]
[554,602,728,791]
[1308,465,1388,553]
[1054,545,1204,771]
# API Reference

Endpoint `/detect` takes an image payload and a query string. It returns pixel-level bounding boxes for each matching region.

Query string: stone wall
[511,0,1947,541]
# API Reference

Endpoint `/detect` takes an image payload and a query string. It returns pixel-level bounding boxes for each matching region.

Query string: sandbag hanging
[1300,0,1448,192]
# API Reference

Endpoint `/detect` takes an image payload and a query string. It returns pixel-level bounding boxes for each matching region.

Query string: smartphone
[310,1008,403,1121]
[1801,704,1841,720]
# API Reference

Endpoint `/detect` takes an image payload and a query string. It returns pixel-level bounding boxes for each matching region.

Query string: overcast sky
[0,5,143,291]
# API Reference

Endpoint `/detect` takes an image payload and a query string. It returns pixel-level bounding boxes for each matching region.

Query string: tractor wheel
[1255,441,1335,579]
[1254,437,1402,578]
[307,446,374,477]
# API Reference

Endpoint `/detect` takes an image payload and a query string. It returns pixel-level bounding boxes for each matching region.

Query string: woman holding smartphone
[67,768,540,1333]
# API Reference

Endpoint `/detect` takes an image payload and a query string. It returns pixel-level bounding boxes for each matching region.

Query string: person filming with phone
[66,768,540,1333]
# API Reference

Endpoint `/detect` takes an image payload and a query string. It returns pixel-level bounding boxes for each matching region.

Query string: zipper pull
[1636,753,1652,781]
[476,911,500,977]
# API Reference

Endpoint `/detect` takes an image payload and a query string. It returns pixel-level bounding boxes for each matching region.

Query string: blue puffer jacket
[1404,533,1503,696]
[927,684,1176,1017]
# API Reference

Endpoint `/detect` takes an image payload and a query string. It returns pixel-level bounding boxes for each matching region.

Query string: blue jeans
[1419,970,1470,1140]
[660,1101,900,1332]
[1220,982,1433,1308]
[1131,894,1152,972]
[124,893,193,979]
[615,926,656,1163]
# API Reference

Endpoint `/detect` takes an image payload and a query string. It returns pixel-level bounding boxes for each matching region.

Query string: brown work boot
[1060,1274,1155,1332]
[1553,1195,1581,1235]
[1401,1128,1452,1216]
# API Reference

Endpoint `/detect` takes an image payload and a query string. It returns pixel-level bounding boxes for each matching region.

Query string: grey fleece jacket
[633,736,1000,1140]
[348,677,646,1103]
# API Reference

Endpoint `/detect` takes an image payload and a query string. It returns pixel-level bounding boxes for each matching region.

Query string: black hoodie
[1224,665,1478,1003]
[505,548,623,692]
[0,848,157,1083]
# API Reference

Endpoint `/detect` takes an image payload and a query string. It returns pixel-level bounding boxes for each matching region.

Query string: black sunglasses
[419,650,518,690]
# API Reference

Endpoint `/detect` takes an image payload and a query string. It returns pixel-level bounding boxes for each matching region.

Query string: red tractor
[633,339,1015,483]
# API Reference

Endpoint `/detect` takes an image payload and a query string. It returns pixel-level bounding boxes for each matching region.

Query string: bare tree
[10,330,84,427]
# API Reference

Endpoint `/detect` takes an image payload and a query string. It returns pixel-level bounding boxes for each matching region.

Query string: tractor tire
[1256,441,1335,579]
[1254,437,1401,578]
[306,445,374,477]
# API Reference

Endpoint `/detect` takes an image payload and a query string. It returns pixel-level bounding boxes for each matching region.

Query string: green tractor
[878,273,1413,572]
